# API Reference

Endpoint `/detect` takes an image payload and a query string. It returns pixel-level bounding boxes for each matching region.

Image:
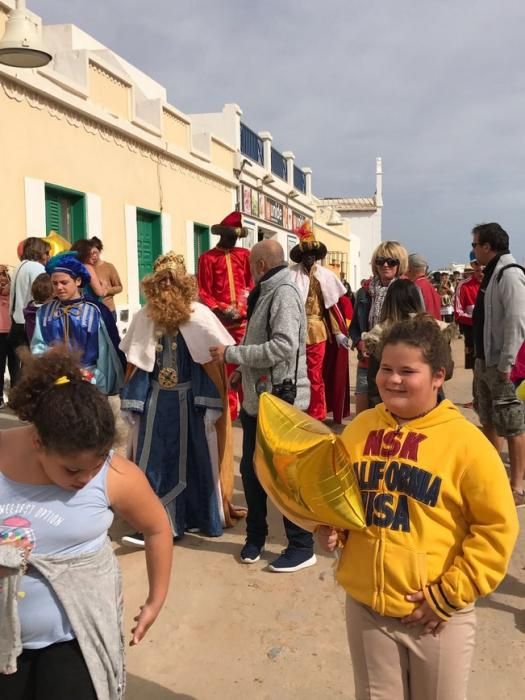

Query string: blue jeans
[240,409,313,551]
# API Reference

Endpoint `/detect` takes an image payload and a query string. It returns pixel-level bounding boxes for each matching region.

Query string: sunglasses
[375,257,399,267]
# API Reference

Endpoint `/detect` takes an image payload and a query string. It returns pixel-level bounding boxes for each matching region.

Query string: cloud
[27,0,525,265]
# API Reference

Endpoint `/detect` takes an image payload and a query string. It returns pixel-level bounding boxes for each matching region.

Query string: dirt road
[119,339,525,700]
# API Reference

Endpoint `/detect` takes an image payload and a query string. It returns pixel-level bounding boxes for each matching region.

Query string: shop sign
[251,188,259,217]
[293,212,306,230]
[242,186,251,215]
[265,197,284,226]
[242,184,310,232]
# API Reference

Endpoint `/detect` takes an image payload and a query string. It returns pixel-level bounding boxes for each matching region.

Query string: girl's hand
[130,600,162,646]
[402,590,446,636]
[316,526,339,552]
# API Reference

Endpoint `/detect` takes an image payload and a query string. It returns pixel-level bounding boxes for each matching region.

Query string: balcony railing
[293,165,306,193]
[240,122,263,165]
[271,147,287,181]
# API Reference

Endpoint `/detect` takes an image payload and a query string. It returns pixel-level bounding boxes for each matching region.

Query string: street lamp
[0,0,52,68]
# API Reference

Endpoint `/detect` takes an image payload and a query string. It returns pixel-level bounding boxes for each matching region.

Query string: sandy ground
[1,338,524,699]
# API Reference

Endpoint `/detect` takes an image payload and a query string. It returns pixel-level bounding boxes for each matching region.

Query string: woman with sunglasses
[349,241,408,413]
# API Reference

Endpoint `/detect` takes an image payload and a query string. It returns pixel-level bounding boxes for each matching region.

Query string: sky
[29,0,525,268]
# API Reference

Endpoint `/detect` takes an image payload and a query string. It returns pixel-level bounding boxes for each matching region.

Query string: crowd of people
[0,218,523,699]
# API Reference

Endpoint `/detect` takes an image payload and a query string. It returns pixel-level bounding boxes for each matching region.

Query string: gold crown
[153,252,186,274]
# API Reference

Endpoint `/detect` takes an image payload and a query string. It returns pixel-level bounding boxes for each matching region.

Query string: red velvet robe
[323,297,353,424]
[197,246,253,419]
[197,246,252,342]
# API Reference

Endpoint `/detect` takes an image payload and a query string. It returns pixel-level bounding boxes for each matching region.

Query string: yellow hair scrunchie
[54,376,70,386]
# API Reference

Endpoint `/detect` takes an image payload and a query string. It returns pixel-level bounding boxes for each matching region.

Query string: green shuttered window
[44,185,86,243]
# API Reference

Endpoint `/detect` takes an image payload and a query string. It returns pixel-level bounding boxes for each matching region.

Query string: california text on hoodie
[337,400,519,620]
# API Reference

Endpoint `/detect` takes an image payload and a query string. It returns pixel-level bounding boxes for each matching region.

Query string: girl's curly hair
[142,268,196,335]
[8,347,115,455]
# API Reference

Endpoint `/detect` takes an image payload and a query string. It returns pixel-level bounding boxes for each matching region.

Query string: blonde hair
[371,241,408,277]
[142,268,196,335]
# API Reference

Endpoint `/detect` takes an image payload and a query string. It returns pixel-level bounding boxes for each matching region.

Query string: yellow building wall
[314,223,351,279]
[0,76,233,304]
[211,138,235,173]
[162,109,190,151]
[0,7,8,35]
[88,61,131,121]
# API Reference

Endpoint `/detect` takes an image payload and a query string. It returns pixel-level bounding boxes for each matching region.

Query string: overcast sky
[29,0,525,267]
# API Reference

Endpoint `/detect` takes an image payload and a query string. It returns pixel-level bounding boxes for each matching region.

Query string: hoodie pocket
[381,540,428,615]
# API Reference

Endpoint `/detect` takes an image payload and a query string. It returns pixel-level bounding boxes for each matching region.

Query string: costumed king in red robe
[289,223,351,424]
[197,211,253,420]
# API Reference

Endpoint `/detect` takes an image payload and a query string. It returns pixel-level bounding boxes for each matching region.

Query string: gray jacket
[0,540,125,699]
[483,253,525,372]
[225,267,310,416]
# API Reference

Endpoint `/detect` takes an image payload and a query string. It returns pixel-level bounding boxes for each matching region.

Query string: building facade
[0,1,237,330]
[191,104,353,277]
[1,1,380,320]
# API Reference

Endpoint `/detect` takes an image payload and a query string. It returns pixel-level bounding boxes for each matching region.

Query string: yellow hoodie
[336,400,519,620]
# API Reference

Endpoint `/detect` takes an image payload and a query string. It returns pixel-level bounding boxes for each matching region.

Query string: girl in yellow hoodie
[318,315,519,700]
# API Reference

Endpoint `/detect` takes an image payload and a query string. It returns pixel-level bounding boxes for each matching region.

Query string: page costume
[30,254,124,395]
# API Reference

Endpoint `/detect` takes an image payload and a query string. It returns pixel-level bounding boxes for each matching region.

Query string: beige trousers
[345,595,476,700]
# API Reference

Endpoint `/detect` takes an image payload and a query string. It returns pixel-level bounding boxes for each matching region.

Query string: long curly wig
[142,268,196,335]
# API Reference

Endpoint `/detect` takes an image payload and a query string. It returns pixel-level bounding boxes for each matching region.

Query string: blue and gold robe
[31,298,124,395]
[121,332,224,537]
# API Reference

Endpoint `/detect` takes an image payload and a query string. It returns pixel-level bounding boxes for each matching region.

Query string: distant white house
[319,157,383,289]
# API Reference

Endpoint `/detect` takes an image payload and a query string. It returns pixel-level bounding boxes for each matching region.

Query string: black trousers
[6,321,28,386]
[0,332,18,394]
[240,409,313,551]
[0,639,97,700]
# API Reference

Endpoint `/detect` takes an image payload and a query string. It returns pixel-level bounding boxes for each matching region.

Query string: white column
[282,151,295,188]
[161,212,171,253]
[303,167,312,198]
[258,131,273,171]
[185,220,195,274]
[124,205,140,313]
[24,177,46,237]
[375,156,383,208]
[85,193,102,239]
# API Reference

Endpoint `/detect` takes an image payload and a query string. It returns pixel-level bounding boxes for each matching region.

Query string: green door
[194,223,210,272]
[137,209,162,304]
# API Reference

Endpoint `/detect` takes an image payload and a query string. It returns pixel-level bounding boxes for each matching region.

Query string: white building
[191,103,353,271]
[319,157,383,289]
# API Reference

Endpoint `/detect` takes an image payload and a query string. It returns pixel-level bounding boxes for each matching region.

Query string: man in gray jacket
[471,222,525,507]
[210,239,315,571]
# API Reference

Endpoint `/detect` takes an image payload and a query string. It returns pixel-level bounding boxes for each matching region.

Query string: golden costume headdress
[153,252,186,275]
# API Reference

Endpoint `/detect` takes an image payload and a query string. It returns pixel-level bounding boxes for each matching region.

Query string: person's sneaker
[240,541,264,564]
[512,489,525,509]
[269,548,317,573]
[121,532,145,548]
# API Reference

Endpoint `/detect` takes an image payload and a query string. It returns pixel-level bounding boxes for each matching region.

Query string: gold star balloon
[44,231,71,257]
[255,393,365,532]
